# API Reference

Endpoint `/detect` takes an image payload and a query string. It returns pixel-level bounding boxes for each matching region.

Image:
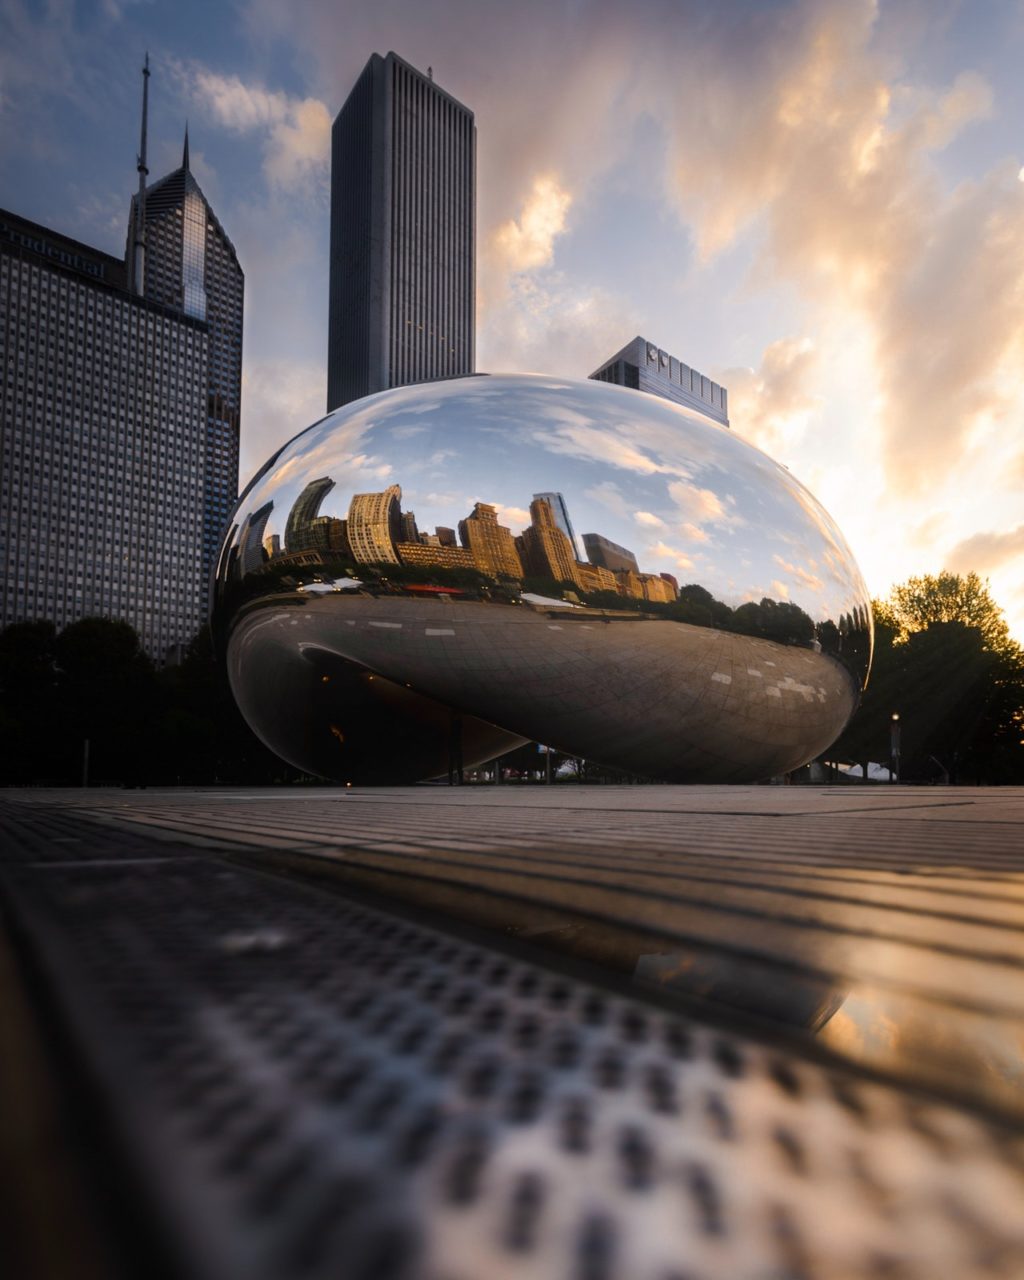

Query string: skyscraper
[327,52,475,411]
[518,497,583,589]
[532,491,578,557]
[1,207,209,659]
[590,336,729,427]
[0,62,243,661]
[130,130,244,584]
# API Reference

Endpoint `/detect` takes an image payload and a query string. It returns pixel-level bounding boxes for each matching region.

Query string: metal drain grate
[3,838,1024,1280]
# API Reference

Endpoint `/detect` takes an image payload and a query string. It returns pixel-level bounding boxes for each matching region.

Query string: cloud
[241,358,327,480]
[658,0,1020,494]
[945,525,1024,576]
[492,174,572,274]
[634,510,665,528]
[724,338,819,456]
[187,67,330,191]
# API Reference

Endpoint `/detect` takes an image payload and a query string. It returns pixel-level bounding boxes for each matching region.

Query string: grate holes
[560,1097,591,1155]
[768,1202,813,1279]
[594,1049,625,1090]
[662,1020,693,1059]
[503,1171,545,1252]
[516,971,541,997]
[444,983,478,1016]
[444,1129,490,1205]
[618,1124,655,1190]
[769,1058,803,1098]
[645,1064,679,1115]
[575,1212,616,1280]
[773,1125,808,1176]
[394,1104,443,1168]
[545,980,571,1007]
[474,1000,505,1033]
[512,1013,543,1050]
[685,1162,725,1237]
[321,1060,369,1106]
[620,1008,648,1042]
[581,993,607,1025]
[831,1077,870,1123]
[712,1038,744,1078]
[705,1091,736,1141]
[394,1018,431,1056]
[430,1031,468,1074]
[462,1054,502,1100]
[550,1030,581,1070]
[355,1079,404,1133]
[505,1070,545,1123]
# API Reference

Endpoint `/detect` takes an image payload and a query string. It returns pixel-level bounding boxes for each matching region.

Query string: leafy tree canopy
[886,571,1016,656]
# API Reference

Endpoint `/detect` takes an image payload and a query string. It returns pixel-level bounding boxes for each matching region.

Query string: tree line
[1,571,1021,785]
[831,572,1024,783]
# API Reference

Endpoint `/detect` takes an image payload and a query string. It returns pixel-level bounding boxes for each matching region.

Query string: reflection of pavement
[232,595,858,781]
[3,785,1024,1278]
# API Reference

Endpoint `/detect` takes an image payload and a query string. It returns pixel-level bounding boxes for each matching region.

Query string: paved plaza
[2,784,1024,1279]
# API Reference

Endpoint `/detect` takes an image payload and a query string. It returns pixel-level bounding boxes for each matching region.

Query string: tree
[831,573,1024,783]
[0,620,60,782]
[887,572,1014,655]
[56,617,159,784]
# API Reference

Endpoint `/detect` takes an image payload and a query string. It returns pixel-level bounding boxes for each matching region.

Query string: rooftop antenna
[427,66,433,81]
[182,120,190,170]
[130,52,150,295]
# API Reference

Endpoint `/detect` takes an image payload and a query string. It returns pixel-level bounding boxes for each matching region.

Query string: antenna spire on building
[182,121,190,171]
[130,52,150,294]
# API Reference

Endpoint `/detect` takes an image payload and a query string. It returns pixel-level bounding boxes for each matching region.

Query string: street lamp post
[890,713,901,784]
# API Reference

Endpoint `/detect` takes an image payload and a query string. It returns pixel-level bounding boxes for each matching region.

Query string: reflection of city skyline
[266,478,680,606]
[221,375,872,645]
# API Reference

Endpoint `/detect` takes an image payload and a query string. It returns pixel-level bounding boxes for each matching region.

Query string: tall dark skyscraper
[0,62,242,661]
[327,52,475,411]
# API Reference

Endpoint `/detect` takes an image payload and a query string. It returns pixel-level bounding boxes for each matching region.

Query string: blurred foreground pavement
[3,784,1024,1280]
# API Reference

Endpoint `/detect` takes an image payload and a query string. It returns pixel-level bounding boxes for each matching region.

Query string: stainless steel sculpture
[212,375,872,783]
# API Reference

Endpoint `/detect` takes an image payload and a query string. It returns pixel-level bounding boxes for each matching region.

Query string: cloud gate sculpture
[212,374,872,784]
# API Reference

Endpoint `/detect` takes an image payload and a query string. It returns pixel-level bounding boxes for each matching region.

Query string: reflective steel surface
[213,375,872,782]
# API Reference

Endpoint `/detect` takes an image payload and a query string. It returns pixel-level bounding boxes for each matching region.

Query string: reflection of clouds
[773,553,825,594]
[491,502,531,527]
[531,422,683,478]
[668,480,726,523]
[227,374,871,632]
[649,540,695,572]
[585,480,631,520]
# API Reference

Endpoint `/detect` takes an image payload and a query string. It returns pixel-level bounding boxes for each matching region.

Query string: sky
[2,0,1023,638]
